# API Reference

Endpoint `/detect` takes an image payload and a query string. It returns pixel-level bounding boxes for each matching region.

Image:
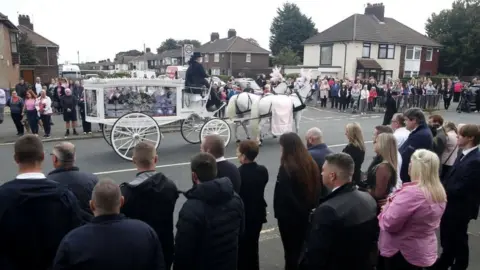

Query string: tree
[273,48,301,66]
[269,2,317,59]
[426,0,480,75]
[156,39,202,54]
[18,32,37,65]
[245,38,260,47]
[114,49,143,61]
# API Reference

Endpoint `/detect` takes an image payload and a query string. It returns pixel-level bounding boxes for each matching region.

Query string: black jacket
[53,214,165,270]
[15,83,28,99]
[217,159,242,193]
[48,166,98,217]
[120,171,178,269]
[185,61,209,88]
[399,123,433,182]
[238,162,268,224]
[342,144,365,185]
[173,177,244,270]
[0,178,84,270]
[60,95,77,111]
[300,183,378,270]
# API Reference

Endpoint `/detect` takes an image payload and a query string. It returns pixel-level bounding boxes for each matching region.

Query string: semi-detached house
[291,3,441,81]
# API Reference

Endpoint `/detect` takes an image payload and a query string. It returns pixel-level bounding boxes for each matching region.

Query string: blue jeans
[26,110,39,134]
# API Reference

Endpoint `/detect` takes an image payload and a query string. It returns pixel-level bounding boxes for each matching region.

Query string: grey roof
[114,55,136,64]
[131,52,160,62]
[160,48,183,58]
[303,14,441,47]
[17,25,58,47]
[0,13,18,30]
[198,36,270,54]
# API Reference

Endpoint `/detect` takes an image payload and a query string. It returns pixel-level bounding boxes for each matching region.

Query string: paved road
[0,107,479,269]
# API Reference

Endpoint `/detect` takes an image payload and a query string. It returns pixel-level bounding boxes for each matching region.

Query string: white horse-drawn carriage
[83,67,312,161]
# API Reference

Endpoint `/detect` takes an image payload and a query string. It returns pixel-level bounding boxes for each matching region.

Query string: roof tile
[197,36,269,54]
[17,25,58,47]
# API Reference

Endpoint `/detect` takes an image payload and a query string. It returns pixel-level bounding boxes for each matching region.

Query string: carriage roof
[83,77,185,88]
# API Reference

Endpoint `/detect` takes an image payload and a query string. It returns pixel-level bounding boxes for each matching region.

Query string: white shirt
[360,89,369,99]
[394,127,410,148]
[16,172,46,179]
[392,151,403,191]
[0,89,6,105]
[216,156,226,162]
[35,83,42,95]
[36,96,53,115]
[461,146,477,160]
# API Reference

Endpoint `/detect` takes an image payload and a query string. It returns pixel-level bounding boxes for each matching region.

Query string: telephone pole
[77,51,80,64]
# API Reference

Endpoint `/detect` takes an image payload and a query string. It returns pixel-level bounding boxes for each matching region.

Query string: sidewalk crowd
[0,106,479,270]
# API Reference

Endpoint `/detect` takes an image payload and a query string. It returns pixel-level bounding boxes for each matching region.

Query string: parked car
[234,78,263,95]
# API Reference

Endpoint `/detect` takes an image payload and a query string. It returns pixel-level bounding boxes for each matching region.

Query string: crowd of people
[4,76,92,138]
[0,106,479,270]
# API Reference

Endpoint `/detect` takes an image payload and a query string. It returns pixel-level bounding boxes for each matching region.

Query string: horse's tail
[250,98,261,138]
[226,95,237,119]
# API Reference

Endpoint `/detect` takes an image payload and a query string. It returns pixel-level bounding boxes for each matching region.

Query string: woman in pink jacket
[378,149,446,270]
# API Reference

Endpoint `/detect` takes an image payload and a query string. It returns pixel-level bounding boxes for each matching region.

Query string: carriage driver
[185,52,224,111]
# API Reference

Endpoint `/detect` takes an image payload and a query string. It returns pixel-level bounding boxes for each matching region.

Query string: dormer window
[10,32,18,53]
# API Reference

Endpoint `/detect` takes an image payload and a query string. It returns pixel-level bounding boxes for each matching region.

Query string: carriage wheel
[181,114,203,144]
[200,118,231,147]
[110,112,161,161]
[102,124,112,146]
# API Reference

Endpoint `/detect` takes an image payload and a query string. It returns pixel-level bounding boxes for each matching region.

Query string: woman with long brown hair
[24,89,39,135]
[274,132,321,270]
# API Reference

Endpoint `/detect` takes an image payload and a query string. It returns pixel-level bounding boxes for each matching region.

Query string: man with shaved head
[48,141,98,217]
[201,134,241,192]
[53,178,166,270]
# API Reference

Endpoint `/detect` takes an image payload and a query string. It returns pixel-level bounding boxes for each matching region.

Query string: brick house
[197,29,270,77]
[0,13,20,89]
[17,15,59,84]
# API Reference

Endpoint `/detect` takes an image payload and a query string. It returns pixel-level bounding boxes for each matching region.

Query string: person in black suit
[236,140,269,270]
[299,153,378,270]
[435,124,480,270]
[201,134,241,193]
[306,127,331,198]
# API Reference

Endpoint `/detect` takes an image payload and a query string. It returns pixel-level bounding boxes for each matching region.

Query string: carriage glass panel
[103,86,177,118]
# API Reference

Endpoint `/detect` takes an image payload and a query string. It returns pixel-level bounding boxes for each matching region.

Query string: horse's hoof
[236,139,241,143]
[247,137,251,140]
[273,135,277,139]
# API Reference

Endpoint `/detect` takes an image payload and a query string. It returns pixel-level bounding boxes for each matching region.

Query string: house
[158,48,184,73]
[0,13,20,88]
[114,55,135,71]
[17,15,59,84]
[296,3,441,81]
[196,29,270,77]
[129,48,160,71]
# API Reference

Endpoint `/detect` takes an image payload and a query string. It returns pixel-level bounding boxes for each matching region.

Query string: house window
[425,48,433,61]
[403,70,419,77]
[172,58,178,64]
[362,43,371,58]
[10,32,18,53]
[320,45,333,65]
[379,70,393,84]
[204,54,209,62]
[405,46,422,60]
[378,44,395,59]
[246,53,251,63]
[212,68,221,75]
[214,53,220,62]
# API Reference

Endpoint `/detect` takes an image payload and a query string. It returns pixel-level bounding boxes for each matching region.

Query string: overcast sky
[2,0,453,63]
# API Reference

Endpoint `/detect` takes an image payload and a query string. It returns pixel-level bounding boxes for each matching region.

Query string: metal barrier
[370,95,443,113]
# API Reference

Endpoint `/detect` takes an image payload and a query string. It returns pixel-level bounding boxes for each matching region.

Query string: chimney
[365,3,385,22]
[210,32,220,42]
[18,14,34,31]
[227,29,236,39]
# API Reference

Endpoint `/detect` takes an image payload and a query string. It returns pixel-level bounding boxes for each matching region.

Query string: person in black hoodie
[174,152,244,270]
[0,135,84,270]
[61,88,78,136]
[201,134,241,193]
[236,140,269,270]
[120,142,178,269]
[47,142,98,219]
[382,92,397,125]
[339,83,349,112]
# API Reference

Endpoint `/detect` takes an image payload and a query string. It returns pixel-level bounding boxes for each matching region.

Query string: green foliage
[108,72,131,78]
[273,48,301,66]
[156,39,202,54]
[269,2,317,59]
[217,75,230,82]
[285,73,300,79]
[18,32,38,65]
[245,38,260,47]
[426,0,480,76]
[400,75,453,85]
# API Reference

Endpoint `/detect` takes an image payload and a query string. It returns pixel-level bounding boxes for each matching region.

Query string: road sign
[184,44,194,61]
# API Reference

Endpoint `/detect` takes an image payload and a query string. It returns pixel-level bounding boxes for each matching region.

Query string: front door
[21,70,34,85]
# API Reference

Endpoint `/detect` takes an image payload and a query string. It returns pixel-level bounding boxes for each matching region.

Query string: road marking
[93,141,373,176]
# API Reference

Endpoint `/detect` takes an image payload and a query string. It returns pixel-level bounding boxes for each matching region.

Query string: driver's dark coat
[185,61,208,87]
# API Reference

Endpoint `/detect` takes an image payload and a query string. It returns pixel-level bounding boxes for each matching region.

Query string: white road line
[93,141,373,176]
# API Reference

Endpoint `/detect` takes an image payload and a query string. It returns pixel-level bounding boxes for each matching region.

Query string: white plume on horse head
[270,66,284,83]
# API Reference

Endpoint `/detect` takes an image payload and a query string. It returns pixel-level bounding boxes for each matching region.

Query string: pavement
[0,105,479,269]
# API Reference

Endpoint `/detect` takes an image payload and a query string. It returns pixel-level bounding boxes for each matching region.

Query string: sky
[2,0,454,63]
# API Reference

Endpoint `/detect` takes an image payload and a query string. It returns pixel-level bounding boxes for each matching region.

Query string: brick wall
[0,24,20,88]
